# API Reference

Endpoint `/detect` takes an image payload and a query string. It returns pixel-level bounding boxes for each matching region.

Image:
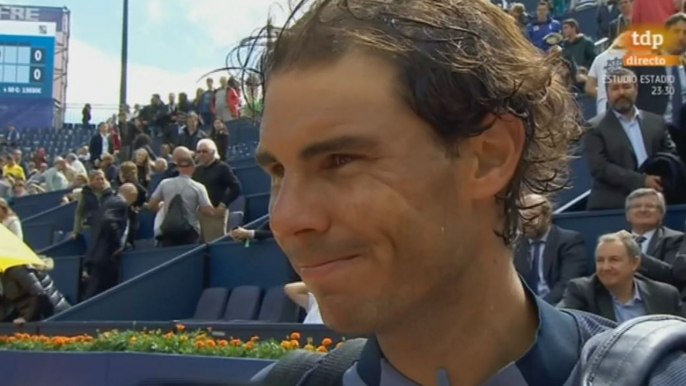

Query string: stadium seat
[222,286,262,321]
[257,286,300,323]
[190,288,231,321]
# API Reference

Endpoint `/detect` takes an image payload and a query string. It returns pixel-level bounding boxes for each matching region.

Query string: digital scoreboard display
[0,20,54,98]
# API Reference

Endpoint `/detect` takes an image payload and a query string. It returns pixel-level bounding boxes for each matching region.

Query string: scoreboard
[0,20,54,98]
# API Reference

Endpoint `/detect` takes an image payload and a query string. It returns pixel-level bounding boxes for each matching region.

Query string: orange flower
[290,339,300,348]
[218,340,228,347]
[84,336,94,342]
[176,323,186,332]
[165,332,174,339]
[245,341,255,350]
[280,340,291,349]
[196,341,205,348]
[205,340,216,347]
[290,332,301,340]
[230,339,241,347]
[317,345,328,353]
[321,338,332,346]
[250,335,260,342]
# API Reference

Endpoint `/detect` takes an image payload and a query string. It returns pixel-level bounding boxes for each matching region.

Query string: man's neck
[608,279,636,303]
[377,247,537,386]
[633,225,657,235]
[538,16,547,23]
[568,33,578,42]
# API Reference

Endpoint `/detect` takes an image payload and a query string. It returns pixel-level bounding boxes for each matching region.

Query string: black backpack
[159,186,194,238]
[263,316,686,386]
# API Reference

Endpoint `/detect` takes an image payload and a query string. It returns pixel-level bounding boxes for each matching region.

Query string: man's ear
[465,114,525,200]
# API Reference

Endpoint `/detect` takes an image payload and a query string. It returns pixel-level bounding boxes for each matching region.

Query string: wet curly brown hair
[227,0,584,245]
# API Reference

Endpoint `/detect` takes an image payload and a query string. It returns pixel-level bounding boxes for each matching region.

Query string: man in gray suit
[625,188,686,295]
[585,67,676,211]
[514,194,588,304]
[559,230,683,322]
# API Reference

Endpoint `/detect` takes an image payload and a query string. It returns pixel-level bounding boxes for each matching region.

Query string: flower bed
[0,324,343,359]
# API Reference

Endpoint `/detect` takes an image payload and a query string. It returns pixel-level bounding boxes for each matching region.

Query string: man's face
[607,80,637,113]
[626,195,663,230]
[99,124,108,135]
[187,115,199,129]
[536,4,548,21]
[596,240,639,289]
[521,199,551,239]
[197,144,214,165]
[258,54,491,333]
[618,0,631,15]
[562,24,575,39]
[91,174,106,190]
[39,163,47,172]
[206,78,213,89]
[667,21,686,54]
[12,150,20,161]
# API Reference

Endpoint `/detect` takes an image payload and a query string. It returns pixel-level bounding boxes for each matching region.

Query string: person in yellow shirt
[2,156,26,181]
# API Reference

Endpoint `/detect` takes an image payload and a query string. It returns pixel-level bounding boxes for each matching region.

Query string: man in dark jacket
[561,18,597,69]
[82,183,138,300]
[193,138,242,242]
[177,112,207,151]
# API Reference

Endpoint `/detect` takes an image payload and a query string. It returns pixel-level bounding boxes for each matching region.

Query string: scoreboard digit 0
[0,34,54,98]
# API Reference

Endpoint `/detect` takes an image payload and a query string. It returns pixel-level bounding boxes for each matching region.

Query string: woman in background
[0,198,22,240]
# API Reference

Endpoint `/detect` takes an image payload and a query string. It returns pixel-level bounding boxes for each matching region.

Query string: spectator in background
[88,122,114,168]
[243,74,263,119]
[229,221,273,242]
[73,170,115,247]
[82,183,138,299]
[149,147,214,247]
[100,153,118,182]
[12,149,27,177]
[625,189,686,293]
[559,230,684,322]
[43,157,70,192]
[198,78,215,130]
[632,0,679,27]
[193,139,242,243]
[596,0,620,39]
[0,197,22,239]
[585,68,676,210]
[213,76,235,124]
[210,118,230,161]
[159,143,172,163]
[109,121,121,154]
[526,1,562,51]
[177,112,207,151]
[81,104,92,127]
[77,146,90,163]
[153,158,168,174]
[25,161,36,179]
[27,162,48,187]
[118,111,135,161]
[192,88,204,112]
[2,154,25,181]
[5,125,19,148]
[561,19,597,70]
[32,147,46,166]
[0,174,10,199]
[65,153,87,176]
[608,0,632,43]
[12,180,27,199]
[284,281,323,324]
[586,32,627,115]
[227,77,242,119]
[0,258,70,324]
[131,125,155,161]
[140,94,168,137]
[133,148,154,189]
[69,173,89,190]
[514,194,588,305]
[176,92,193,115]
[167,93,176,112]
[112,161,148,249]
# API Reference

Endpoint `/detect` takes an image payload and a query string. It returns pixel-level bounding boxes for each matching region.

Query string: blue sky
[3,0,289,120]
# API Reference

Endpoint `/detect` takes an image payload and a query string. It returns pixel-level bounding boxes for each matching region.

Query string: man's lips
[298,255,360,279]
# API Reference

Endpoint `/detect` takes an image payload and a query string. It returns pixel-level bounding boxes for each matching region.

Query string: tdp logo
[631,30,664,50]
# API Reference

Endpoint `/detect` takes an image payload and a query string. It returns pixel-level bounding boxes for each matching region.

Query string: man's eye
[329,154,356,168]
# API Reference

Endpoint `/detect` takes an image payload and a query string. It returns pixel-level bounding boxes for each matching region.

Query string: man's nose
[269,176,330,239]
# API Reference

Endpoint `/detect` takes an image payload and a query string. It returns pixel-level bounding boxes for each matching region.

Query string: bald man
[513,194,588,304]
[82,182,138,299]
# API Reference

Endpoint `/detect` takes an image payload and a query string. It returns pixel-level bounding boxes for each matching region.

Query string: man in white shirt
[284,281,324,324]
[585,32,626,116]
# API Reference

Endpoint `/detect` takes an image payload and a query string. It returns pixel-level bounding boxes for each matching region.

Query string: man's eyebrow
[255,135,380,167]
[299,135,380,161]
